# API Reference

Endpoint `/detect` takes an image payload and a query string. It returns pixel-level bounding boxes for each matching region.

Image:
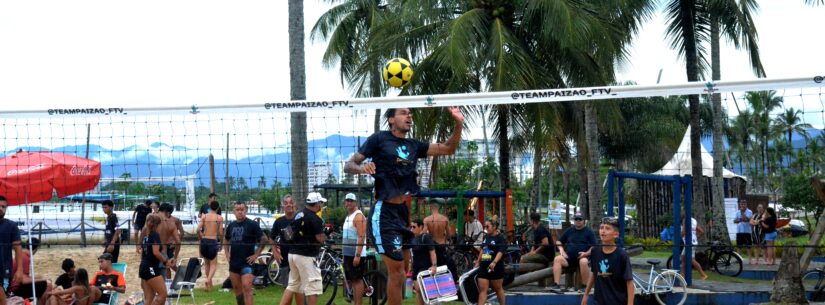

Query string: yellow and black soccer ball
[383,58,414,88]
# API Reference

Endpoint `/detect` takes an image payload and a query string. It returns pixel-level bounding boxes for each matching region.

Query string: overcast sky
[0,1,823,125]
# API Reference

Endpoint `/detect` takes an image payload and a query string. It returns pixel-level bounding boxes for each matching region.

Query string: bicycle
[450,235,478,276]
[315,241,388,305]
[802,267,825,301]
[633,259,689,305]
[666,240,744,277]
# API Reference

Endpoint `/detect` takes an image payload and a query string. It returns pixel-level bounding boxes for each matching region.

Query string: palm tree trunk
[497,105,511,190]
[680,0,707,237]
[584,102,603,224]
[374,109,382,133]
[710,21,730,244]
[531,145,543,210]
[289,0,308,206]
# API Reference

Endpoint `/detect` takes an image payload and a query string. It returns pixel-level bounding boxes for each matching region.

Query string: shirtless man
[160,203,184,278]
[138,205,179,277]
[423,198,457,280]
[197,200,223,291]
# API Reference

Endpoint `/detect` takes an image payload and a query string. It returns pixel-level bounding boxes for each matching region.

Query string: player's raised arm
[427,106,464,156]
[344,152,375,175]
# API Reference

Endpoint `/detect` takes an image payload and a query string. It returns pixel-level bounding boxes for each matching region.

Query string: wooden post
[800,178,825,272]
[478,198,485,224]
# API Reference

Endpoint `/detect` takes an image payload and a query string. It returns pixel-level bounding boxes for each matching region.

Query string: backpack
[280,212,305,243]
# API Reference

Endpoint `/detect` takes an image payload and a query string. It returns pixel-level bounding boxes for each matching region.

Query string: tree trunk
[288,0,308,207]
[584,102,603,224]
[374,109,382,133]
[770,241,807,304]
[680,0,707,238]
[497,105,511,190]
[530,144,543,210]
[710,21,730,244]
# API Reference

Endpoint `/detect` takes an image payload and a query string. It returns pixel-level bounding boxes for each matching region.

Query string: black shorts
[135,222,145,231]
[139,263,163,280]
[167,245,176,259]
[12,281,47,299]
[229,262,254,275]
[200,239,220,260]
[477,262,505,280]
[736,233,753,246]
[343,256,365,282]
[104,244,121,263]
[370,201,413,261]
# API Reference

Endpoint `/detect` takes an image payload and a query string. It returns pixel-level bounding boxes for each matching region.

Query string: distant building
[308,163,332,190]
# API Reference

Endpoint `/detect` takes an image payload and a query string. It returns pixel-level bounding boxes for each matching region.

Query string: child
[581,217,633,305]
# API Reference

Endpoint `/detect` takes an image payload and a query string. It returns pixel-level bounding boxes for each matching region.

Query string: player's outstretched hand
[447,106,464,123]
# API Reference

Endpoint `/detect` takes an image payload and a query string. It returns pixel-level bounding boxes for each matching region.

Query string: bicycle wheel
[314,269,339,305]
[363,270,388,305]
[652,270,688,305]
[802,270,825,301]
[713,252,743,277]
[267,258,282,286]
[452,252,472,275]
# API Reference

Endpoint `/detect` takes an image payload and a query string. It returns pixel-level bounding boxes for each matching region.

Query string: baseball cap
[98,253,114,261]
[344,193,357,201]
[574,212,584,220]
[306,192,327,205]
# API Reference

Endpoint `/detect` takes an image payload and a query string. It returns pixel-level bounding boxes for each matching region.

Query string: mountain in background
[3,135,366,186]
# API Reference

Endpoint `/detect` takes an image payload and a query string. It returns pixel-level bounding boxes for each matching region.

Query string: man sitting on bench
[549,213,595,293]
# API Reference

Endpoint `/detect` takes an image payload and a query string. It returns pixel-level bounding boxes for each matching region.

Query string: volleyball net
[0,76,823,245]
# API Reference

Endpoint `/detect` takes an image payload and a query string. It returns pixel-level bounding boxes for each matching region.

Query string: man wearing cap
[550,212,596,293]
[342,193,367,305]
[344,107,464,305]
[102,200,122,263]
[279,192,326,305]
[91,253,126,304]
[225,201,268,305]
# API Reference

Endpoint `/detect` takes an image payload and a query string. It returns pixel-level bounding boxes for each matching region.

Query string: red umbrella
[0,151,100,205]
[0,151,100,304]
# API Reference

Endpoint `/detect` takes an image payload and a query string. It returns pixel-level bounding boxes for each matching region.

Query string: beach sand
[33,243,231,303]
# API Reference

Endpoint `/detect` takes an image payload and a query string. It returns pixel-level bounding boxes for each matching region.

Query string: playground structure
[607,170,696,285]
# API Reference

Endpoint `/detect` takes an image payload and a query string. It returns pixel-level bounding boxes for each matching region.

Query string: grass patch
[192,285,465,305]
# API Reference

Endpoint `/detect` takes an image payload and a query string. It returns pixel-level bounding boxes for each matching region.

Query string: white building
[308,162,332,190]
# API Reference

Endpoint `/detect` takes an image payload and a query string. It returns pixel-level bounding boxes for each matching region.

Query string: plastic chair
[166,258,202,305]
[416,266,458,304]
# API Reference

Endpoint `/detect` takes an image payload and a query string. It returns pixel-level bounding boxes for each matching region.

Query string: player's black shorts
[229,262,254,275]
[477,262,505,280]
[736,233,753,246]
[139,262,163,280]
[343,256,365,282]
[200,239,220,260]
[370,200,413,261]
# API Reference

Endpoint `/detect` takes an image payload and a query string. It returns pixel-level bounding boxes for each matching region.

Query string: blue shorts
[370,200,413,261]
[763,231,777,241]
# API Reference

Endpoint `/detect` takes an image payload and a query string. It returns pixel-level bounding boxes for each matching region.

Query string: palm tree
[289,0,309,206]
[746,90,783,188]
[773,108,813,144]
[707,0,764,242]
[663,0,708,234]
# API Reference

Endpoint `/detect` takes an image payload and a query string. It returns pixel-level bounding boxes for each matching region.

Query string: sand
[32,243,230,304]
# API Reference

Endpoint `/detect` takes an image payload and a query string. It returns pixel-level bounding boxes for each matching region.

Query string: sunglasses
[574,217,584,221]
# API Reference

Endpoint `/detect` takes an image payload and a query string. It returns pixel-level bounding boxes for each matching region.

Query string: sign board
[548,199,563,229]
[724,198,738,241]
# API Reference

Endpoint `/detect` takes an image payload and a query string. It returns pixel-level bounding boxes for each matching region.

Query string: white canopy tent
[652,126,746,180]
